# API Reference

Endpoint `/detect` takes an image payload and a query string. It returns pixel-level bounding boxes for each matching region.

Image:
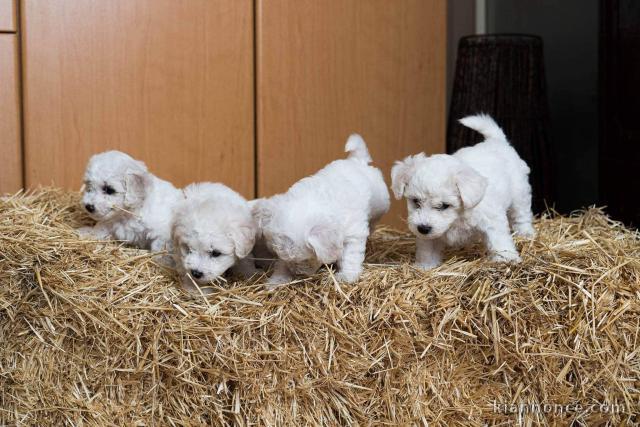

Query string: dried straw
[1,189,639,426]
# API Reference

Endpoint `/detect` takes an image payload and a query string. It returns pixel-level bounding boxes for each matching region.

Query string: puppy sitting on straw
[171,183,258,294]
[391,114,535,269]
[78,151,183,257]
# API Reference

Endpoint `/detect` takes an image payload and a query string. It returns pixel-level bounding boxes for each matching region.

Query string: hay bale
[1,189,639,426]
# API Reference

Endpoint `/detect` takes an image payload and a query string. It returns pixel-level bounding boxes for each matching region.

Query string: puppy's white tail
[459,114,507,141]
[345,134,372,163]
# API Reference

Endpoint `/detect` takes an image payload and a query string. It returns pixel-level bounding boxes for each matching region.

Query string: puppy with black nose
[171,183,258,294]
[391,114,535,269]
[78,151,183,254]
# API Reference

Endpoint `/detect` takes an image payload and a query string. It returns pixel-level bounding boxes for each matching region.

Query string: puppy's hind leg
[484,215,521,263]
[508,183,535,238]
[335,236,367,283]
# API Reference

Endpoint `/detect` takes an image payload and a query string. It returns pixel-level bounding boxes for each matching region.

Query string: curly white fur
[78,151,183,255]
[254,134,390,289]
[171,183,258,294]
[391,114,535,269]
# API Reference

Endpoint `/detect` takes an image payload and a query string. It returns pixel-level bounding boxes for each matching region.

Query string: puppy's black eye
[412,198,421,208]
[209,250,221,258]
[102,185,116,195]
[436,203,451,211]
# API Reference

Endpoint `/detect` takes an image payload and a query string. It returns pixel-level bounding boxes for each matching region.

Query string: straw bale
[1,189,639,426]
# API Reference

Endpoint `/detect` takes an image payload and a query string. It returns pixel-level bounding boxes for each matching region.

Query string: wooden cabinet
[0,0,20,193]
[9,0,446,226]
[0,34,21,193]
[256,0,446,226]
[21,0,255,198]
[0,0,16,31]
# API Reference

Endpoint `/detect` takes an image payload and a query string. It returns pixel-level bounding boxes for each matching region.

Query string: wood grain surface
[0,0,16,32]
[256,0,447,227]
[22,0,255,197]
[0,34,22,193]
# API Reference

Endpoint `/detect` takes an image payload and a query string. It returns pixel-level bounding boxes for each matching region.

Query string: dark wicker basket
[447,34,554,212]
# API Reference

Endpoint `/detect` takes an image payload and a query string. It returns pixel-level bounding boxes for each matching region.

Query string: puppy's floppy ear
[228,217,257,258]
[390,154,424,199]
[272,234,296,259]
[306,221,344,264]
[455,165,488,209]
[124,170,151,208]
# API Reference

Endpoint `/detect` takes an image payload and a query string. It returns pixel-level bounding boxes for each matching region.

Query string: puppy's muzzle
[84,204,95,214]
[417,224,432,235]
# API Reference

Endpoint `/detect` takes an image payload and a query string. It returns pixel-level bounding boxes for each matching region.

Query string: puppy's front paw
[490,251,522,264]
[180,276,214,295]
[77,226,100,240]
[265,274,291,290]
[334,269,360,284]
[414,260,441,270]
[265,282,285,291]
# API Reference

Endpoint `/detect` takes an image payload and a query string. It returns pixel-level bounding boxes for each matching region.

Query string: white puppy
[79,151,183,254]
[254,134,390,288]
[391,114,535,269]
[171,183,258,293]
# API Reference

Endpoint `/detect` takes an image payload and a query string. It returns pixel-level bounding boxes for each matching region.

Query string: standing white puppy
[254,134,390,289]
[172,183,258,293]
[78,151,183,253]
[391,114,535,269]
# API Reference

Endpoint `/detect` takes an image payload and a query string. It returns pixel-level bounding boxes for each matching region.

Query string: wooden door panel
[256,0,447,227]
[22,0,255,198]
[0,0,16,31]
[0,34,22,193]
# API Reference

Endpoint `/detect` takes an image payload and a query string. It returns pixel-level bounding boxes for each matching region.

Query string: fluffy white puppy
[391,114,535,269]
[254,134,390,289]
[171,183,258,293]
[79,151,182,254]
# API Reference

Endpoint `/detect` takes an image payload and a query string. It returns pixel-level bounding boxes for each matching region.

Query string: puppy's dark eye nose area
[84,204,95,213]
[417,224,432,235]
[190,269,204,279]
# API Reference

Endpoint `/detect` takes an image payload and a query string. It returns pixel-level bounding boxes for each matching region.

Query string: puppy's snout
[84,204,95,214]
[417,224,432,235]
[190,269,204,279]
